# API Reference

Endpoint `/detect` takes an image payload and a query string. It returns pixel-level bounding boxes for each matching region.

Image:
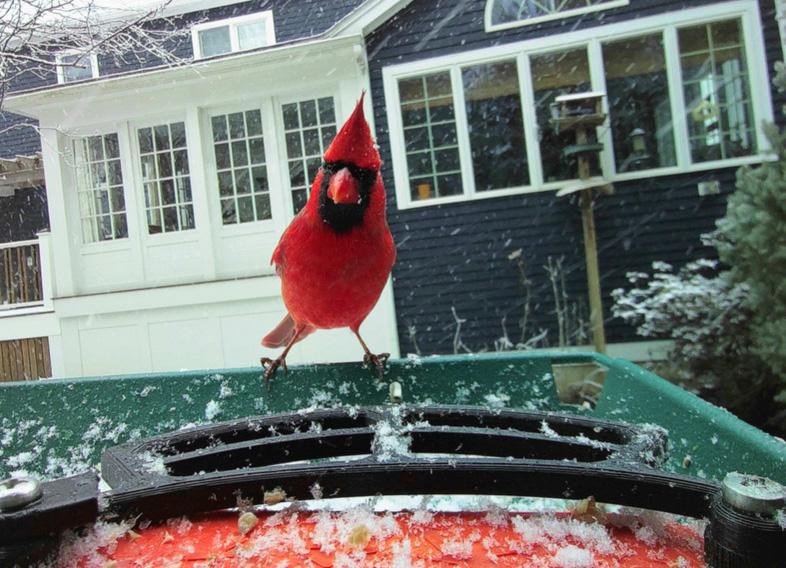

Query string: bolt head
[0,477,43,512]
[722,472,786,515]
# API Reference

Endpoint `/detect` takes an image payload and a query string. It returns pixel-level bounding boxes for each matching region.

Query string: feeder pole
[579,189,606,353]
[575,126,606,354]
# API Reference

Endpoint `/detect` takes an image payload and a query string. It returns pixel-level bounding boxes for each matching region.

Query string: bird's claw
[260,356,288,383]
[363,352,390,380]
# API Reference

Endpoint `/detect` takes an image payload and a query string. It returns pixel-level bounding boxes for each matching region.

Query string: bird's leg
[260,327,303,384]
[352,329,389,380]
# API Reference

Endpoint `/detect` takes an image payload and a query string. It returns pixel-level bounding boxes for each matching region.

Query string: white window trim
[203,102,277,234]
[484,0,630,33]
[191,11,276,59]
[56,50,100,85]
[384,0,773,210]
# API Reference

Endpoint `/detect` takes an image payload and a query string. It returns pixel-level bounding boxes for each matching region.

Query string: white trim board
[381,0,772,210]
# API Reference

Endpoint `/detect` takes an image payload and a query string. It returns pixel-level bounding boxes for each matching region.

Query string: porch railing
[0,239,44,310]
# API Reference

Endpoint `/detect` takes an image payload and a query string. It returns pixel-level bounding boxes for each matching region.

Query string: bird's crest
[323,92,381,171]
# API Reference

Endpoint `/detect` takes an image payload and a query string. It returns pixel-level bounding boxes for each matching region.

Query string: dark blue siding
[367,0,781,354]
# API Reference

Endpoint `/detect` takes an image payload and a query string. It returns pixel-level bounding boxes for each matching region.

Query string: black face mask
[318,160,378,234]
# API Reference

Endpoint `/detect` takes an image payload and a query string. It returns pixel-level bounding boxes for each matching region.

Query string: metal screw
[721,472,786,515]
[0,477,43,512]
[389,381,403,404]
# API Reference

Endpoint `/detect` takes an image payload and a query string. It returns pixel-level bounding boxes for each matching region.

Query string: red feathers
[261,95,396,368]
[323,92,382,171]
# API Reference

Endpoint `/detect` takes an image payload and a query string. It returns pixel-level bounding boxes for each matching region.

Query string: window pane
[61,53,94,83]
[199,26,231,57]
[603,33,676,172]
[73,133,128,243]
[211,115,228,142]
[679,19,755,162]
[246,110,263,136]
[462,60,528,191]
[398,72,462,201]
[531,48,596,182]
[237,20,267,51]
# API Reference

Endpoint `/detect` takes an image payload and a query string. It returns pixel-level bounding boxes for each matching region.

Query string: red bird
[260,94,396,382]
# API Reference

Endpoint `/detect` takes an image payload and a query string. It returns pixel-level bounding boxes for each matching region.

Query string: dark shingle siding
[0,113,41,159]
[368,0,780,354]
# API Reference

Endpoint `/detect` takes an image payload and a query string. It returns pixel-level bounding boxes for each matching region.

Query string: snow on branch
[0,0,194,110]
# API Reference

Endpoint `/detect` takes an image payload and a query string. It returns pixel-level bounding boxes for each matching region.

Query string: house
[359,0,782,358]
[0,0,401,379]
[0,0,780,379]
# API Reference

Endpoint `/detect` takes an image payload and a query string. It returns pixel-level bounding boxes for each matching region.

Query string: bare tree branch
[0,0,195,119]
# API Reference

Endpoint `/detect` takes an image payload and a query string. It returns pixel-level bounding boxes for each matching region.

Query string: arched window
[485,0,629,31]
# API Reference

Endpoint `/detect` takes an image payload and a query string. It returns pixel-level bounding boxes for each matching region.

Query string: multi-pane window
[211,110,271,224]
[194,13,274,59]
[531,48,598,182]
[487,0,626,29]
[603,34,676,172]
[463,60,528,191]
[388,9,765,208]
[398,73,462,201]
[73,133,127,243]
[57,52,98,84]
[281,97,337,213]
[678,19,756,162]
[138,122,195,234]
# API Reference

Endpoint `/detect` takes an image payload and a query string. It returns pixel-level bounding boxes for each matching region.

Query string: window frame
[275,92,341,218]
[191,11,276,60]
[384,0,773,210]
[131,114,199,242]
[56,50,100,84]
[484,0,630,33]
[204,102,277,233]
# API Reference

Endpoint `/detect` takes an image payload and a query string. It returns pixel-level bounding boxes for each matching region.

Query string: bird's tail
[261,313,314,348]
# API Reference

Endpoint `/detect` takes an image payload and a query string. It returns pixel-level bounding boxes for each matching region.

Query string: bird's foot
[363,352,390,380]
[260,356,288,384]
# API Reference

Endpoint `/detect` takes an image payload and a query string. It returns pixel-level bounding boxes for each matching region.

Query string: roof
[5,0,367,97]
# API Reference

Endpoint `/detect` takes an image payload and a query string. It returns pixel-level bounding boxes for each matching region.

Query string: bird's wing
[261,313,314,348]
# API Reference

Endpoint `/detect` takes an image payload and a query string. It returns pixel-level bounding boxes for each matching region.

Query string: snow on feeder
[1,353,785,566]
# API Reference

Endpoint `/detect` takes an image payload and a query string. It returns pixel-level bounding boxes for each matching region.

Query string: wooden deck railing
[0,239,43,310]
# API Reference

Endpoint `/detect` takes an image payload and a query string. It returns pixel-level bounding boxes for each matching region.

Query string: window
[385,5,770,209]
[193,12,275,59]
[530,48,597,182]
[603,34,676,172]
[137,122,195,234]
[57,52,99,84]
[396,63,528,203]
[486,0,629,31]
[73,133,127,243]
[210,109,271,224]
[678,19,756,162]
[399,72,461,201]
[281,97,337,213]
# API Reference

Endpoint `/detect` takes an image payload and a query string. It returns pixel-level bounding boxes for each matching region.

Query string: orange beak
[326,167,360,204]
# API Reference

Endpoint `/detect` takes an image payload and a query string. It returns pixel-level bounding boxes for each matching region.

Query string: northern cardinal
[260,94,396,382]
